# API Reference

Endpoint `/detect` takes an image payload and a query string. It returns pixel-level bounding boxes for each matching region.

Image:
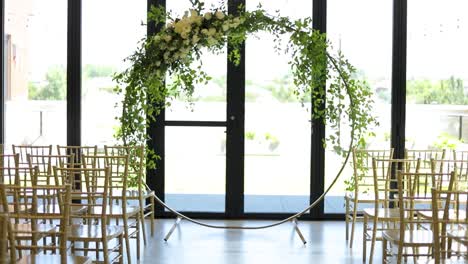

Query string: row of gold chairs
[345,148,468,263]
[0,145,156,264]
[1,144,155,243]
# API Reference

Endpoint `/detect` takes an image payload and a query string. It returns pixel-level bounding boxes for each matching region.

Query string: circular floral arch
[115,0,377,198]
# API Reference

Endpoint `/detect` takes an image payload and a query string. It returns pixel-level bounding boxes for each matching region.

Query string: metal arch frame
[0,0,409,221]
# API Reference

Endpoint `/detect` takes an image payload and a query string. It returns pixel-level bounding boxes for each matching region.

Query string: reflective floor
[133,219,382,264]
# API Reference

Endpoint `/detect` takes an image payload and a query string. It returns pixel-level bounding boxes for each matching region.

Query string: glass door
[163,0,228,213]
[243,0,312,213]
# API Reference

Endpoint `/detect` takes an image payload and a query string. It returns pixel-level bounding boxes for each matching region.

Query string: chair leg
[96,241,100,261]
[150,195,155,237]
[345,197,349,241]
[84,241,89,256]
[119,234,124,264]
[351,201,358,248]
[137,213,141,260]
[139,203,147,246]
[369,216,378,264]
[382,238,387,264]
[103,239,109,264]
[123,216,132,264]
[363,215,368,263]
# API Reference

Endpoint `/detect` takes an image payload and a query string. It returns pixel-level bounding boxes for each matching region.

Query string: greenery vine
[114,0,378,187]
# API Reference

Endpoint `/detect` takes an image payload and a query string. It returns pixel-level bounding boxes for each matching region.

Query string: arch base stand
[163,216,307,244]
[164,217,182,242]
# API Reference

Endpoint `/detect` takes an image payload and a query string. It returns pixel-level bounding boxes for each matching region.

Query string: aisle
[138,219,382,264]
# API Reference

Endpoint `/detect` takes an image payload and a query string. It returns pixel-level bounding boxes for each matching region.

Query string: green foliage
[115,0,378,185]
[28,66,66,100]
[407,76,467,104]
[261,74,303,102]
[431,132,463,150]
[245,131,256,140]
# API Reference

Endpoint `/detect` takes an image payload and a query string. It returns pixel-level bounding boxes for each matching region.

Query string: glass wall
[325,0,392,213]
[244,0,312,213]
[406,0,468,154]
[4,0,67,148]
[82,0,147,145]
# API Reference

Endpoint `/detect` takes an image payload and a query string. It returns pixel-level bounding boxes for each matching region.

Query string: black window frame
[0,0,408,220]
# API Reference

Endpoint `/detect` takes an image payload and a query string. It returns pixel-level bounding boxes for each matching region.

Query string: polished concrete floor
[133,219,383,264]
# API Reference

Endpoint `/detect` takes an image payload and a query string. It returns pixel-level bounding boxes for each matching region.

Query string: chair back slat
[432,187,468,262]
[105,145,145,189]
[351,149,394,196]
[432,159,468,191]
[0,181,71,258]
[53,167,110,223]
[405,149,446,172]
[56,145,98,166]
[372,158,421,208]
[0,154,20,186]
[27,154,75,187]
[82,154,129,206]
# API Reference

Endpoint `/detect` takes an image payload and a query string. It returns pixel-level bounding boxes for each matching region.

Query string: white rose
[190,9,198,17]
[208,28,216,36]
[215,11,225,20]
[153,35,161,42]
[180,32,189,39]
[204,12,212,20]
[222,23,229,32]
[201,29,209,35]
[192,35,200,44]
[164,35,172,42]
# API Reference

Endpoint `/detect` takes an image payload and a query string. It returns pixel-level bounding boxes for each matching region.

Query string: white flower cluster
[152,8,245,66]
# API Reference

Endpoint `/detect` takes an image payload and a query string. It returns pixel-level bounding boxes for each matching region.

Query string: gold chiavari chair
[453,150,468,187]
[405,149,446,172]
[83,154,141,263]
[28,155,88,221]
[13,145,53,186]
[56,146,98,203]
[57,145,98,167]
[382,171,455,264]
[453,150,468,162]
[105,145,155,244]
[12,145,53,167]
[0,154,20,185]
[432,188,468,263]
[54,167,124,264]
[363,158,421,263]
[345,148,394,248]
[432,159,468,192]
[0,182,92,264]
